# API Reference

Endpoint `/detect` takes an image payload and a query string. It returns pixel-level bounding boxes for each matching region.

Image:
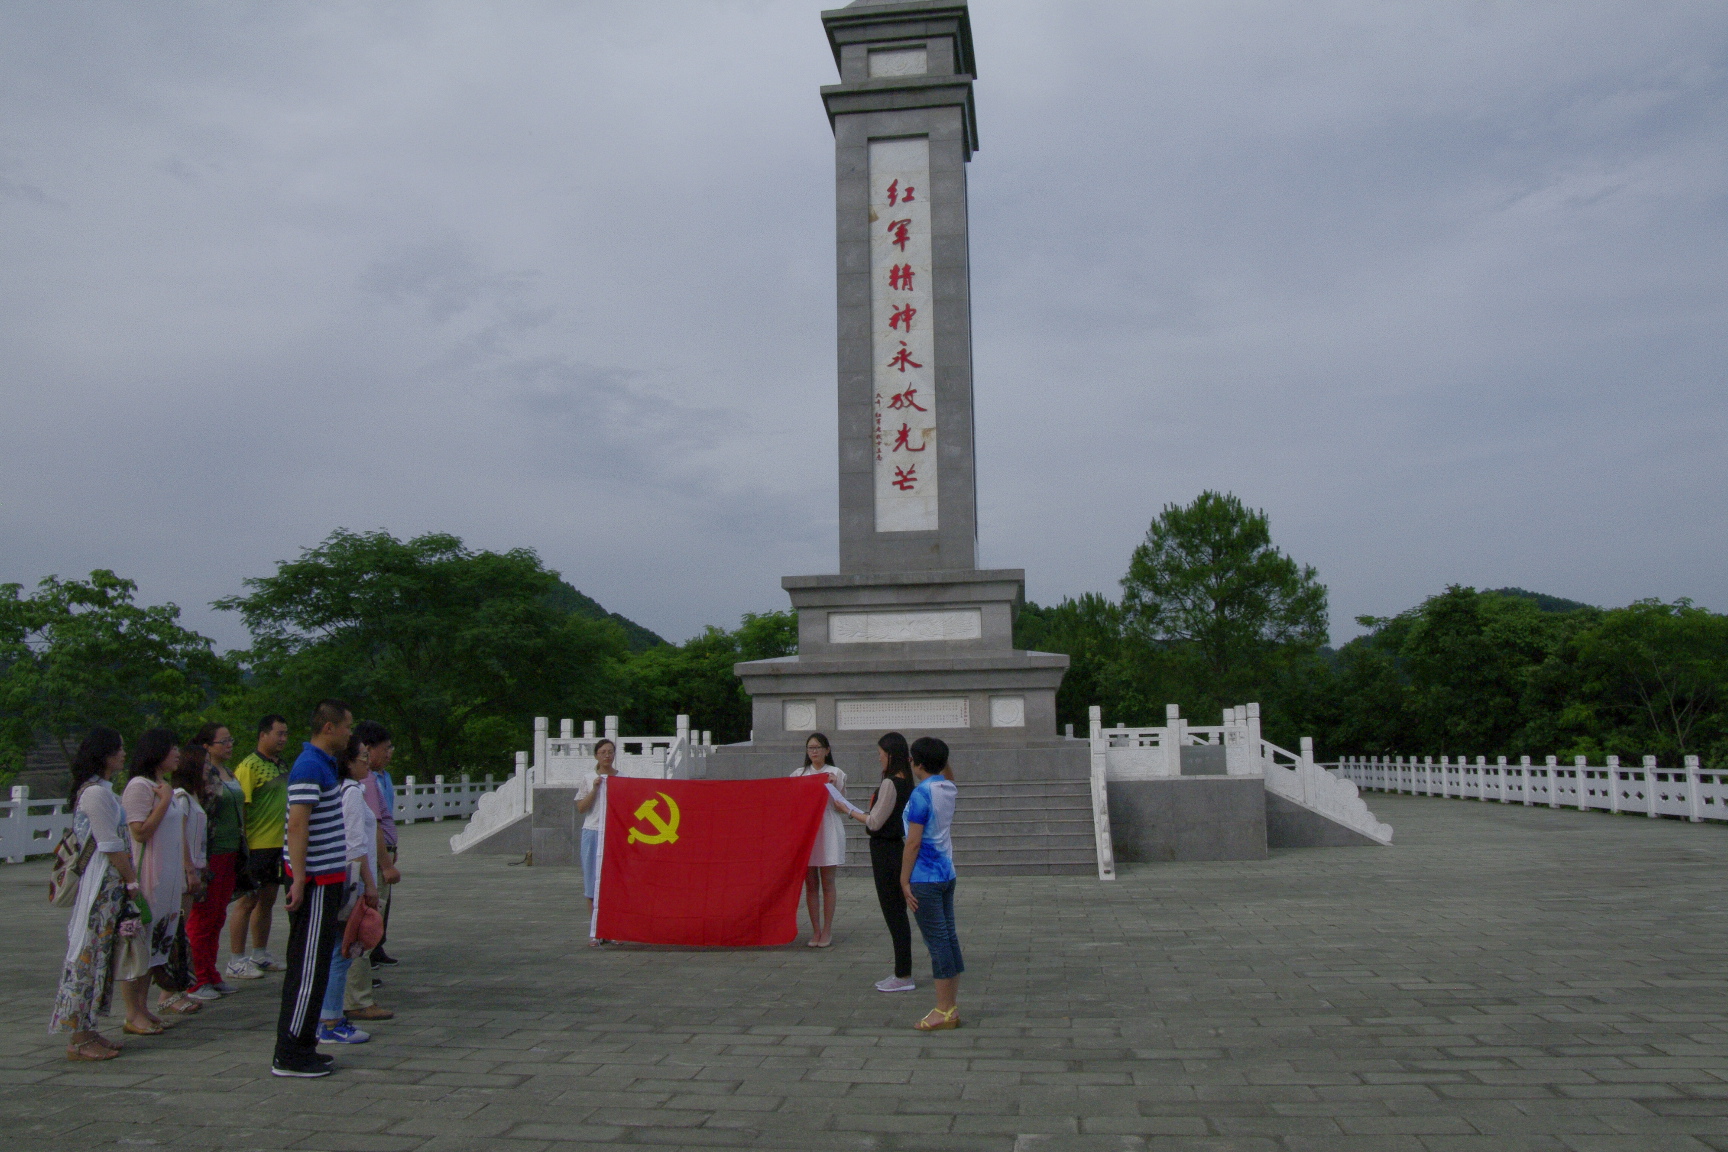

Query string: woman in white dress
[790,733,848,948]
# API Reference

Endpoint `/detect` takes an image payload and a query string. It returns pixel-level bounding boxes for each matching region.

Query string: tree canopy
[0,570,234,766]
[215,530,627,775]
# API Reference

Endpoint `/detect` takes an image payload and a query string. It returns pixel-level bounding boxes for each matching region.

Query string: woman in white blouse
[790,733,849,947]
[49,727,143,1059]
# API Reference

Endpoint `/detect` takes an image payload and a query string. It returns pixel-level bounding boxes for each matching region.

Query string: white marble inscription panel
[869,137,937,532]
[868,47,928,77]
[989,696,1026,728]
[837,698,970,731]
[783,701,818,732]
[828,609,982,644]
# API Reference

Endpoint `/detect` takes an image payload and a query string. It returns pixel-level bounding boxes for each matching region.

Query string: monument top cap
[820,0,977,79]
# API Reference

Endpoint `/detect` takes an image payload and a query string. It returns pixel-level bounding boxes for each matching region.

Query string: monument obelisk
[719,0,1075,775]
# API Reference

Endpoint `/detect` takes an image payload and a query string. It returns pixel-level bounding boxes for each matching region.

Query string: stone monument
[709,2,1097,873]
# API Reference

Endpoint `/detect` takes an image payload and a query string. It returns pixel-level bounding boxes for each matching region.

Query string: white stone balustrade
[1089,703,1393,852]
[1334,753,1717,821]
[3,772,504,864]
[450,715,713,854]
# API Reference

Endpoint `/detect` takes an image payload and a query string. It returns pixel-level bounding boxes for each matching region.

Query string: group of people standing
[797,730,964,1031]
[577,729,964,1030]
[47,700,404,1077]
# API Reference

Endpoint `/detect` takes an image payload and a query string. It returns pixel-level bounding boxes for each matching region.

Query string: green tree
[216,530,626,775]
[1015,594,1133,730]
[617,611,796,743]
[0,571,233,775]
[1570,599,1728,760]
[1121,491,1328,682]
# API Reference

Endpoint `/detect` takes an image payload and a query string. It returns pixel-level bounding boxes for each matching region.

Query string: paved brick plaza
[4,793,1727,1152]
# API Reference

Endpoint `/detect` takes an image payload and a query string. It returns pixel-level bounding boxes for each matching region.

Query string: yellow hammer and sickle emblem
[627,792,681,845]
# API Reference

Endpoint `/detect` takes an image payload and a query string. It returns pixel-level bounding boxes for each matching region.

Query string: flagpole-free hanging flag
[595,776,829,947]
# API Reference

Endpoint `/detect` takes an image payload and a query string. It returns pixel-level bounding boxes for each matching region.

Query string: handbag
[342,899,384,959]
[48,824,97,908]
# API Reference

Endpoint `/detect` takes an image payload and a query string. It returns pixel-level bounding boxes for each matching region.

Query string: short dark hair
[128,727,180,780]
[353,720,391,746]
[257,713,288,735]
[309,699,350,735]
[877,731,911,779]
[909,736,949,774]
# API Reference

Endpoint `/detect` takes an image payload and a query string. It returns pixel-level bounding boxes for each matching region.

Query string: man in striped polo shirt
[272,699,353,1078]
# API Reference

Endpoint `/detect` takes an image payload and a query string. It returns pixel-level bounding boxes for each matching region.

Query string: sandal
[914,1006,960,1031]
[158,994,201,1015]
[122,1021,163,1036]
[66,1038,119,1061]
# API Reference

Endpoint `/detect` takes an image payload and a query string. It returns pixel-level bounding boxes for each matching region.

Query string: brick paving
[3,794,1728,1151]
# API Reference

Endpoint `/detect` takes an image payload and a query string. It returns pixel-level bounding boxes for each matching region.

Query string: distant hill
[544,581,668,651]
[1487,587,1598,614]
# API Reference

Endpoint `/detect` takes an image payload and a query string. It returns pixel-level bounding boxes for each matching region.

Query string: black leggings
[869,837,913,979]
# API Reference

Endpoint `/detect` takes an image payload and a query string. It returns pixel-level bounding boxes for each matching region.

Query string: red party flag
[595,776,829,947]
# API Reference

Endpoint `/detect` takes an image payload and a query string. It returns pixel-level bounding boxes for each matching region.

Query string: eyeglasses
[211,737,235,745]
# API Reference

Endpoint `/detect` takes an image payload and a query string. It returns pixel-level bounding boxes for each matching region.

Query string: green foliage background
[3,507,1724,784]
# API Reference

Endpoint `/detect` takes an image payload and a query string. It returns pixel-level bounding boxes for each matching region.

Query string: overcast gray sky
[3,1,1725,651]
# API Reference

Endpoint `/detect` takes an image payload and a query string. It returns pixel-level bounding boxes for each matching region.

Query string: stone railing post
[1686,755,1703,823]
[1607,756,1621,813]
[1165,704,1185,777]
[1575,756,1589,811]
[1643,755,1659,817]
[533,718,549,788]
[1299,737,1315,806]
[1086,705,1114,881]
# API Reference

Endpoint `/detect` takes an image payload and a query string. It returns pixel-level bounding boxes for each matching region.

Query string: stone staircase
[709,738,1101,878]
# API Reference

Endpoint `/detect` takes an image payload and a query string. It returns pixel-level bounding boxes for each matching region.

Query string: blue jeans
[909,880,963,980]
[321,938,353,1021]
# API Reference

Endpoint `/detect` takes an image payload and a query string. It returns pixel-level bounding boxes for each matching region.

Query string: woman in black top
[847,731,915,992]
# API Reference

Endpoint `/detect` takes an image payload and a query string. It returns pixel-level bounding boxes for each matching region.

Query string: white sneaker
[875,975,916,993]
[253,951,284,972]
[213,980,238,995]
[226,956,265,980]
[188,985,223,1001]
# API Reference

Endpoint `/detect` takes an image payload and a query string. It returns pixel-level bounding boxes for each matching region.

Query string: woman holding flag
[791,734,848,948]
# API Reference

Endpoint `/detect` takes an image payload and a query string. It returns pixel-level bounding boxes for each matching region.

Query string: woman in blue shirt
[900,736,963,1030]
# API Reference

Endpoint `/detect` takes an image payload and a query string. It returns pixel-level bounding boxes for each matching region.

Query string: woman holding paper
[790,733,850,948]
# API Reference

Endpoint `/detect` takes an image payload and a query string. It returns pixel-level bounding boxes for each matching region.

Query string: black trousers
[869,837,913,979]
[274,882,342,1063]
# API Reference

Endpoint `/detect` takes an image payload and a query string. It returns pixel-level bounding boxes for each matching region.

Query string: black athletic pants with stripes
[274,882,343,1063]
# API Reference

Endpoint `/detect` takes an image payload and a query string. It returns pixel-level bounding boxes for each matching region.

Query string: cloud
[0,0,1724,660]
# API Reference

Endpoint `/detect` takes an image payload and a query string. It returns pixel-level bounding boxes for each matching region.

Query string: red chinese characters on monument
[886,341,922,374]
[887,386,926,412]
[870,138,935,528]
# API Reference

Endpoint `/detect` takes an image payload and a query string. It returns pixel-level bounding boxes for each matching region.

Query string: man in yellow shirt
[226,714,291,979]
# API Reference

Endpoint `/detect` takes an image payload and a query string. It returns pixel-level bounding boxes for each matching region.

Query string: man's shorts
[243,849,284,889]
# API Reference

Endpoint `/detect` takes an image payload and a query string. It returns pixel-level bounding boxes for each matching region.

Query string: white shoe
[253,951,284,972]
[188,985,223,1001]
[875,975,916,993]
[213,980,238,995]
[226,957,265,980]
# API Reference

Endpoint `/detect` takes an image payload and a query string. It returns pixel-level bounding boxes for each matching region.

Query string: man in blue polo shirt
[272,699,353,1078]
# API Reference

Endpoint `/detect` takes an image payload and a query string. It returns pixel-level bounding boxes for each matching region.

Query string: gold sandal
[67,1038,119,1061]
[914,1006,960,1031]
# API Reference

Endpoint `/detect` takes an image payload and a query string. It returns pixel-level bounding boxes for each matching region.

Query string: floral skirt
[48,864,126,1034]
